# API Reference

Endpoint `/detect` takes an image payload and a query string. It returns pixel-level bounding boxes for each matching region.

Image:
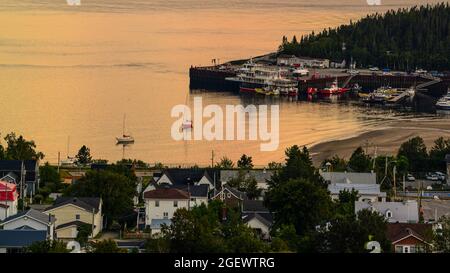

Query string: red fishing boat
[319,78,349,95]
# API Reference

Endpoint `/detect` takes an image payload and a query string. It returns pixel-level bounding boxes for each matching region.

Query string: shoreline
[309,117,450,165]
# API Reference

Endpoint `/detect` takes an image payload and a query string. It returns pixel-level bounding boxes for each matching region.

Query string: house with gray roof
[0,160,40,197]
[319,170,377,185]
[241,199,273,240]
[328,183,386,202]
[44,197,103,239]
[0,209,55,240]
[355,200,419,223]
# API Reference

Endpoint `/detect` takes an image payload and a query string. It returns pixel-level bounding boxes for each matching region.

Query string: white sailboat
[116,114,135,144]
[61,136,76,166]
[181,92,193,130]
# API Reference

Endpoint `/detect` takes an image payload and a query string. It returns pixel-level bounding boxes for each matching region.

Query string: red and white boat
[319,78,350,95]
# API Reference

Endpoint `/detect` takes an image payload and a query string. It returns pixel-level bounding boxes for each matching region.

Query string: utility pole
[57,151,61,174]
[393,165,397,200]
[211,150,215,167]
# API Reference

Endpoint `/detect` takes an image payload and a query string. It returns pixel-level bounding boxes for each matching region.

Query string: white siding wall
[246,218,270,239]
[3,218,48,231]
[0,200,18,221]
[198,176,213,188]
[157,174,172,185]
[145,199,189,226]
[190,197,208,207]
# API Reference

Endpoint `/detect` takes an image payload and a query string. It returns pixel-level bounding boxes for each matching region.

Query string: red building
[387,223,432,253]
[0,181,18,220]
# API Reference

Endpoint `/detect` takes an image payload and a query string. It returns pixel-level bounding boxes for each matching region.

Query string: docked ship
[318,78,350,96]
[226,61,297,96]
[436,90,450,110]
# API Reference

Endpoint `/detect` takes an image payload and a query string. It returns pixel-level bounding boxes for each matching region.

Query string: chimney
[221,207,227,221]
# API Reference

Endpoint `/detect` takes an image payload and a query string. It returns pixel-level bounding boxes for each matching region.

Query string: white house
[144,187,190,234]
[328,183,386,202]
[355,200,419,223]
[0,180,18,221]
[241,199,273,240]
[0,209,56,240]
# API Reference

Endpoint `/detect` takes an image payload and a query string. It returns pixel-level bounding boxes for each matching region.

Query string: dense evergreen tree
[279,3,450,70]
[397,136,428,172]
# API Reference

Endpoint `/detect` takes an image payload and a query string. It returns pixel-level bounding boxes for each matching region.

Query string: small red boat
[319,78,349,95]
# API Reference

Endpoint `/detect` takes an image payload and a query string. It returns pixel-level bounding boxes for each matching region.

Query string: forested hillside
[279,3,450,70]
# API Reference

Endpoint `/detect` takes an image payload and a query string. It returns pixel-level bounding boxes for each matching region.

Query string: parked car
[426,173,439,181]
[369,67,379,71]
[406,174,415,181]
[434,172,446,181]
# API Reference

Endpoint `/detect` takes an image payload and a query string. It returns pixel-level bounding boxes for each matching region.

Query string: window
[174,201,178,207]
[163,212,168,219]
[386,210,393,219]
[402,246,411,253]
[75,214,80,220]
[155,200,159,207]
[227,193,232,198]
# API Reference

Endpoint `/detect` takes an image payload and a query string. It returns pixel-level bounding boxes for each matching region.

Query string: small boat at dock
[436,90,450,110]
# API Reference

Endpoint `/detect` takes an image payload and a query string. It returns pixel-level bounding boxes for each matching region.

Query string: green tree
[322,155,347,172]
[75,145,92,165]
[242,177,262,200]
[397,136,428,172]
[434,216,450,252]
[64,170,136,225]
[2,132,44,160]
[348,147,372,172]
[265,178,333,240]
[267,161,282,170]
[265,145,331,240]
[335,189,360,217]
[26,240,69,253]
[159,201,267,253]
[429,137,450,172]
[237,154,254,169]
[215,156,234,169]
[39,162,62,192]
[312,209,390,253]
[76,223,93,247]
[89,239,124,253]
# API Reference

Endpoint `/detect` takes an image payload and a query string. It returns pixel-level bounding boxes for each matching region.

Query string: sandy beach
[310,116,450,165]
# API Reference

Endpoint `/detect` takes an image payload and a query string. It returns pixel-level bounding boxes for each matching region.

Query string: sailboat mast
[123,114,126,136]
[67,136,70,158]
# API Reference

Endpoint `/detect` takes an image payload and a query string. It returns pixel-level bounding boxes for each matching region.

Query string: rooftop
[45,197,101,213]
[320,170,377,185]
[1,209,55,226]
[0,230,47,248]
[355,201,419,223]
[144,188,190,200]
